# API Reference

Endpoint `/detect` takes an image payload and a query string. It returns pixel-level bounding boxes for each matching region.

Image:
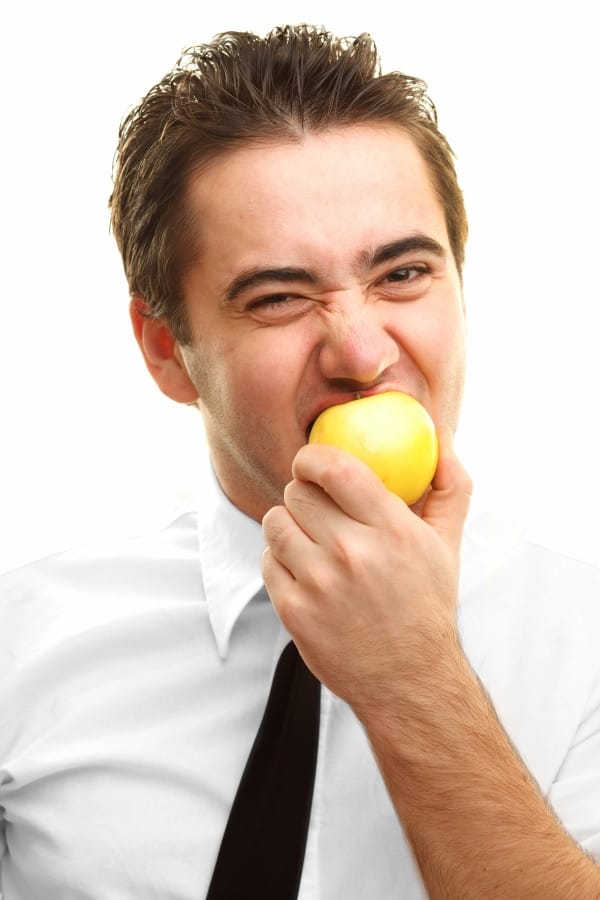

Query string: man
[1,24,599,900]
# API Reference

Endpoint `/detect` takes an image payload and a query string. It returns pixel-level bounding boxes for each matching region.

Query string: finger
[292,443,404,526]
[261,545,295,613]
[283,478,350,546]
[422,426,473,553]
[262,504,317,576]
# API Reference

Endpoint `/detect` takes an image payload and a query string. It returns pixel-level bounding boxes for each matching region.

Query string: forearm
[262,442,600,895]
[361,644,600,900]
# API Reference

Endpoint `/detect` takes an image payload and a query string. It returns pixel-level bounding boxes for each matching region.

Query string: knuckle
[320,453,357,495]
[284,480,319,519]
[283,479,300,505]
[281,594,310,637]
[262,506,292,547]
[330,532,370,580]
[302,561,333,596]
[462,472,475,496]
[451,457,474,496]
[455,468,474,500]
[272,586,301,630]
[261,546,275,578]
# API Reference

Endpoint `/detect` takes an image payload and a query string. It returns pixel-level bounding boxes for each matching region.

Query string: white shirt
[1,472,600,899]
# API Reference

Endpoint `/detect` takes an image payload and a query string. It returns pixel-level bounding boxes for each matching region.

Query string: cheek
[391,307,466,409]
[392,308,461,369]
[418,302,465,360]
[217,334,303,406]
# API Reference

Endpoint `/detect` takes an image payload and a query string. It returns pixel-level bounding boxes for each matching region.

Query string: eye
[248,293,294,308]
[246,293,314,321]
[385,264,431,283]
[379,264,433,299]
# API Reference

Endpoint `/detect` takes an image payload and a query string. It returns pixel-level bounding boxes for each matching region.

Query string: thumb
[422,426,473,553]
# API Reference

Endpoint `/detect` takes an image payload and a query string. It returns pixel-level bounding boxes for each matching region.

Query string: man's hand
[261,426,472,716]
[263,428,600,900]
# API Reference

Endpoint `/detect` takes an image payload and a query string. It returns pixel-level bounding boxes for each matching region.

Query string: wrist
[353,621,471,755]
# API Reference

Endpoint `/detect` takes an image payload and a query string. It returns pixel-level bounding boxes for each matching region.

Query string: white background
[1,0,598,572]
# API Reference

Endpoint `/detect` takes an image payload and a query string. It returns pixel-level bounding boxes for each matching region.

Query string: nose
[317,299,400,387]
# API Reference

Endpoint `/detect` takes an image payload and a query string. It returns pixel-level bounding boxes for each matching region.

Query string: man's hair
[110,24,467,344]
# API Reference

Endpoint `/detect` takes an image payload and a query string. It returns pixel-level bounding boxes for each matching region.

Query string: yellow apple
[308,391,438,505]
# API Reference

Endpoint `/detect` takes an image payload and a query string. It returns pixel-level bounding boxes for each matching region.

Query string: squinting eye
[246,293,314,321]
[249,294,294,308]
[387,265,429,282]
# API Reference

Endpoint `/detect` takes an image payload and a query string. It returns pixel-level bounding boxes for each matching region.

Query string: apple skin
[308,391,439,505]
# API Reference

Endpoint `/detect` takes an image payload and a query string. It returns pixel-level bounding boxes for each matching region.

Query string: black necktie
[207,640,321,899]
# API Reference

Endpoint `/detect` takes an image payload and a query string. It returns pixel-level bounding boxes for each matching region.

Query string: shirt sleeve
[548,673,600,861]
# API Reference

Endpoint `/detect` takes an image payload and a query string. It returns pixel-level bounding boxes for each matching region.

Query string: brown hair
[109,24,468,344]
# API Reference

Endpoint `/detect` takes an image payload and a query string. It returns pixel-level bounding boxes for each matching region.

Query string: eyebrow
[223,233,447,304]
[361,235,447,269]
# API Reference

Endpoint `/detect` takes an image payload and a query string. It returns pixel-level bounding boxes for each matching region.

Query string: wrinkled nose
[317,304,399,387]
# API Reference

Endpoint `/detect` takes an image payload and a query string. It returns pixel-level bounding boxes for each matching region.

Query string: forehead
[185,125,449,278]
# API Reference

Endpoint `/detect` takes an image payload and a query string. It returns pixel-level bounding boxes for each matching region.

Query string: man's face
[177,125,466,521]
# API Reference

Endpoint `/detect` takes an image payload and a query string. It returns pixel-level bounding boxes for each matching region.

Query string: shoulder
[0,512,202,670]
[459,509,600,703]
[461,508,600,619]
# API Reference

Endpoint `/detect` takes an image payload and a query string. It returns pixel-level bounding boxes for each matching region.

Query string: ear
[129,296,199,403]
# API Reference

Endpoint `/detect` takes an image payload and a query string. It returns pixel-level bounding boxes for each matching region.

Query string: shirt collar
[195,467,513,661]
[196,465,267,660]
